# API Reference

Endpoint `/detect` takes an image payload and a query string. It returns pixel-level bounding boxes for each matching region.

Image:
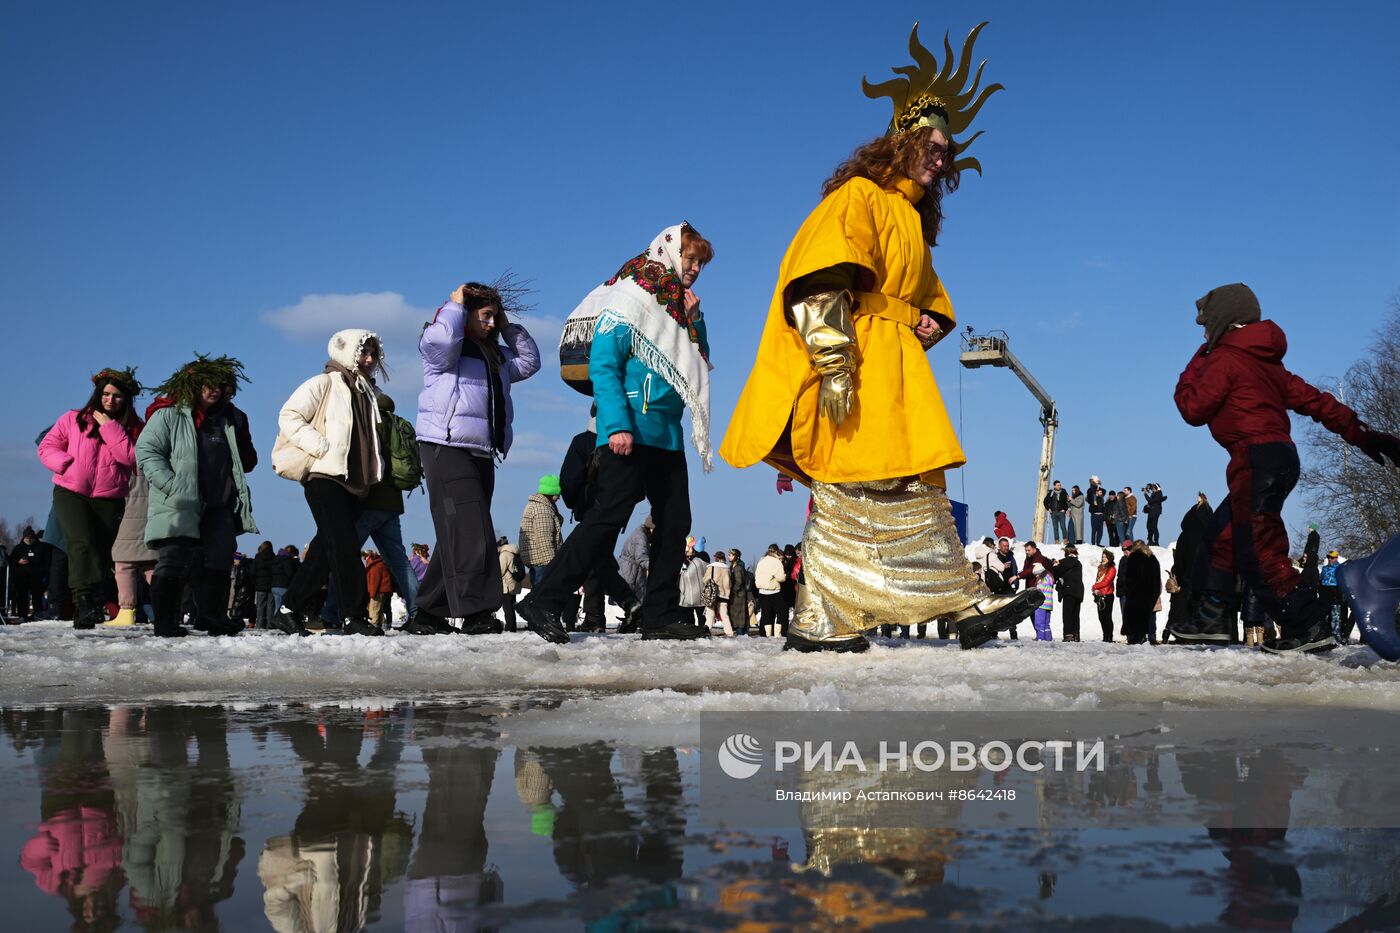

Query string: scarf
[463,339,508,458]
[147,395,217,429]
[559,224,713,471]
[325,360,380,493]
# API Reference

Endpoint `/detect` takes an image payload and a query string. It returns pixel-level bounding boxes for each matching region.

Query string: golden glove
[790,289,857,426]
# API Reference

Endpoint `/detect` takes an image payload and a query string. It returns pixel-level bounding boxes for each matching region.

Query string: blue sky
[2,1,1397,557]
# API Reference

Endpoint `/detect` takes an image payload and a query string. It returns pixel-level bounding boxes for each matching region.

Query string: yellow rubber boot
[106,608,137,627]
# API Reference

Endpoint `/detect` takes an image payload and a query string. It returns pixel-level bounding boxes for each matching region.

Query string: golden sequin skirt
[793,477,987,642]
[797,762,976,880]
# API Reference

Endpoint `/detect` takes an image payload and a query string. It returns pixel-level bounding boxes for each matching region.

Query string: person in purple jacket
[413,280,564,640]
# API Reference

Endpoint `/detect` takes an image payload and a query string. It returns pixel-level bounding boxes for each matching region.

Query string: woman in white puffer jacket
[270,328,386,636]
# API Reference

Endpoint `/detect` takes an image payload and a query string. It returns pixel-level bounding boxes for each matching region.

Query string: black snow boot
[270,604,310,636]
[641,620,710,641]
[196,575,243,637]
[1262,587,1336,655]
[1169,591,1233,644]
[515,597,571,645]
[344,616,385,637]
[150,574,189,638]
[72,594,103,630]
[782,633,870,653]
[616,600,643,634]
[1261,619,1336,655]
[955,590,1043,650]
[400,608,447,635]
[458,612,500,636]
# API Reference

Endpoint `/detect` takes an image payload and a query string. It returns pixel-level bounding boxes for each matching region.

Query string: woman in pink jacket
[37,367,143,628]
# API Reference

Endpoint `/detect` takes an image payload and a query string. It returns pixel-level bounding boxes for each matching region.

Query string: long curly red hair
[821,126,962,246]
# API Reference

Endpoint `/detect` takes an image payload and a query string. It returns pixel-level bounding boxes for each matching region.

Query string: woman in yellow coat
[721,22,1040,652]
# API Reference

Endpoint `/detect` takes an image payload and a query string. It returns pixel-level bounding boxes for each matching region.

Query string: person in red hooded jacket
[1171,283,1400,654]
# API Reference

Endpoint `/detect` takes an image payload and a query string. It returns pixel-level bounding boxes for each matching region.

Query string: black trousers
[51,486,123,601]
[46,548,69,617]
[580,552,632,629]
[530,445,689,630]
[1197,443,1303,629]
[283,479,368,619]
[151,505,238,631]
[9,571,44,618]
[757,592,786,632]
[501,592,517,631]
[1096,595,1115,641]
[1146,513,1161,546]
[151,505,238,585]
[418,444,502,619]
[1062,597,1082,640]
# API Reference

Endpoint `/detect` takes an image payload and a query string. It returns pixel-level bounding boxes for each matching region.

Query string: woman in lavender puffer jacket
[414,281,540,633]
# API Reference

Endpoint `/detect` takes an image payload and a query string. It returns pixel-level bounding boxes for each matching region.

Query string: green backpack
[387,413,424,492]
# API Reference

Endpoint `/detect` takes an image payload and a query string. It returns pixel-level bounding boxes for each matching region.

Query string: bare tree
[0,517,39,552]
[1299,293,1400,554]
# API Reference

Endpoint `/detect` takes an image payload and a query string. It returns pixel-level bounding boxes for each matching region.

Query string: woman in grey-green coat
[135,356,258,637]
[109,464,159,627]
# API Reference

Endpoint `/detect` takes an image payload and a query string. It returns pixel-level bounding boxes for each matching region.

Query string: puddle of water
[3,702,1399,931]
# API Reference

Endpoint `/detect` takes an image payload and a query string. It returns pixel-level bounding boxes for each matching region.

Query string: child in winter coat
[1032,568,1055,641]
[364,551,394,628]
[1173,284,1400,653]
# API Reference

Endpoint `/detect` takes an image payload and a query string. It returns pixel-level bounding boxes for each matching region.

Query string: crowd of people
[3,468,1358,654]
[1,259,1392,657]
[5,22,1400,658]
[1035,479,1170,548]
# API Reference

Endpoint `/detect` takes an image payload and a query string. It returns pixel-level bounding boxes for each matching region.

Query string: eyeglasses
[923,146,949,163]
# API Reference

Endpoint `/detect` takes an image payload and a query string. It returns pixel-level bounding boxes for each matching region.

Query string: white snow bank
[2,618,1394,712]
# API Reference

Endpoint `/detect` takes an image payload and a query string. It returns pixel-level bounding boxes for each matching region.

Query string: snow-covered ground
[6,542,1386,712]
[3,621,1394,715]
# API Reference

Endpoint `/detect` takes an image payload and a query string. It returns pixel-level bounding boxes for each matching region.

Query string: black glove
[1359,430,1400,467]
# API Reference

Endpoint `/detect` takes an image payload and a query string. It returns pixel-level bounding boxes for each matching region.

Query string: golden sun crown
[862,21,1004,174]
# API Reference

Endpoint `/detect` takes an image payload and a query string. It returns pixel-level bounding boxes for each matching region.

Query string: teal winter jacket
[592,314,709,453]
[135,404,257,545]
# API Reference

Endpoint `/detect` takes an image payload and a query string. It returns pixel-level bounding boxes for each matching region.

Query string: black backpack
[559,430,600,519]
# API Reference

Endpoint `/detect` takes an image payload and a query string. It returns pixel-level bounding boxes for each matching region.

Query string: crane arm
[999,345,1056,418]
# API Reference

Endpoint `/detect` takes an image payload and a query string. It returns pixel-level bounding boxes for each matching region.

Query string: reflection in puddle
[4,703,1400,931]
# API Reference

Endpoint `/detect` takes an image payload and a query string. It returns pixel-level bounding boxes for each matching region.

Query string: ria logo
[718,733,764,779]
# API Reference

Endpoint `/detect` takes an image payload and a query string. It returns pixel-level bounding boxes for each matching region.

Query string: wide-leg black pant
[529,445,689,630]
[417,444,502,619]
